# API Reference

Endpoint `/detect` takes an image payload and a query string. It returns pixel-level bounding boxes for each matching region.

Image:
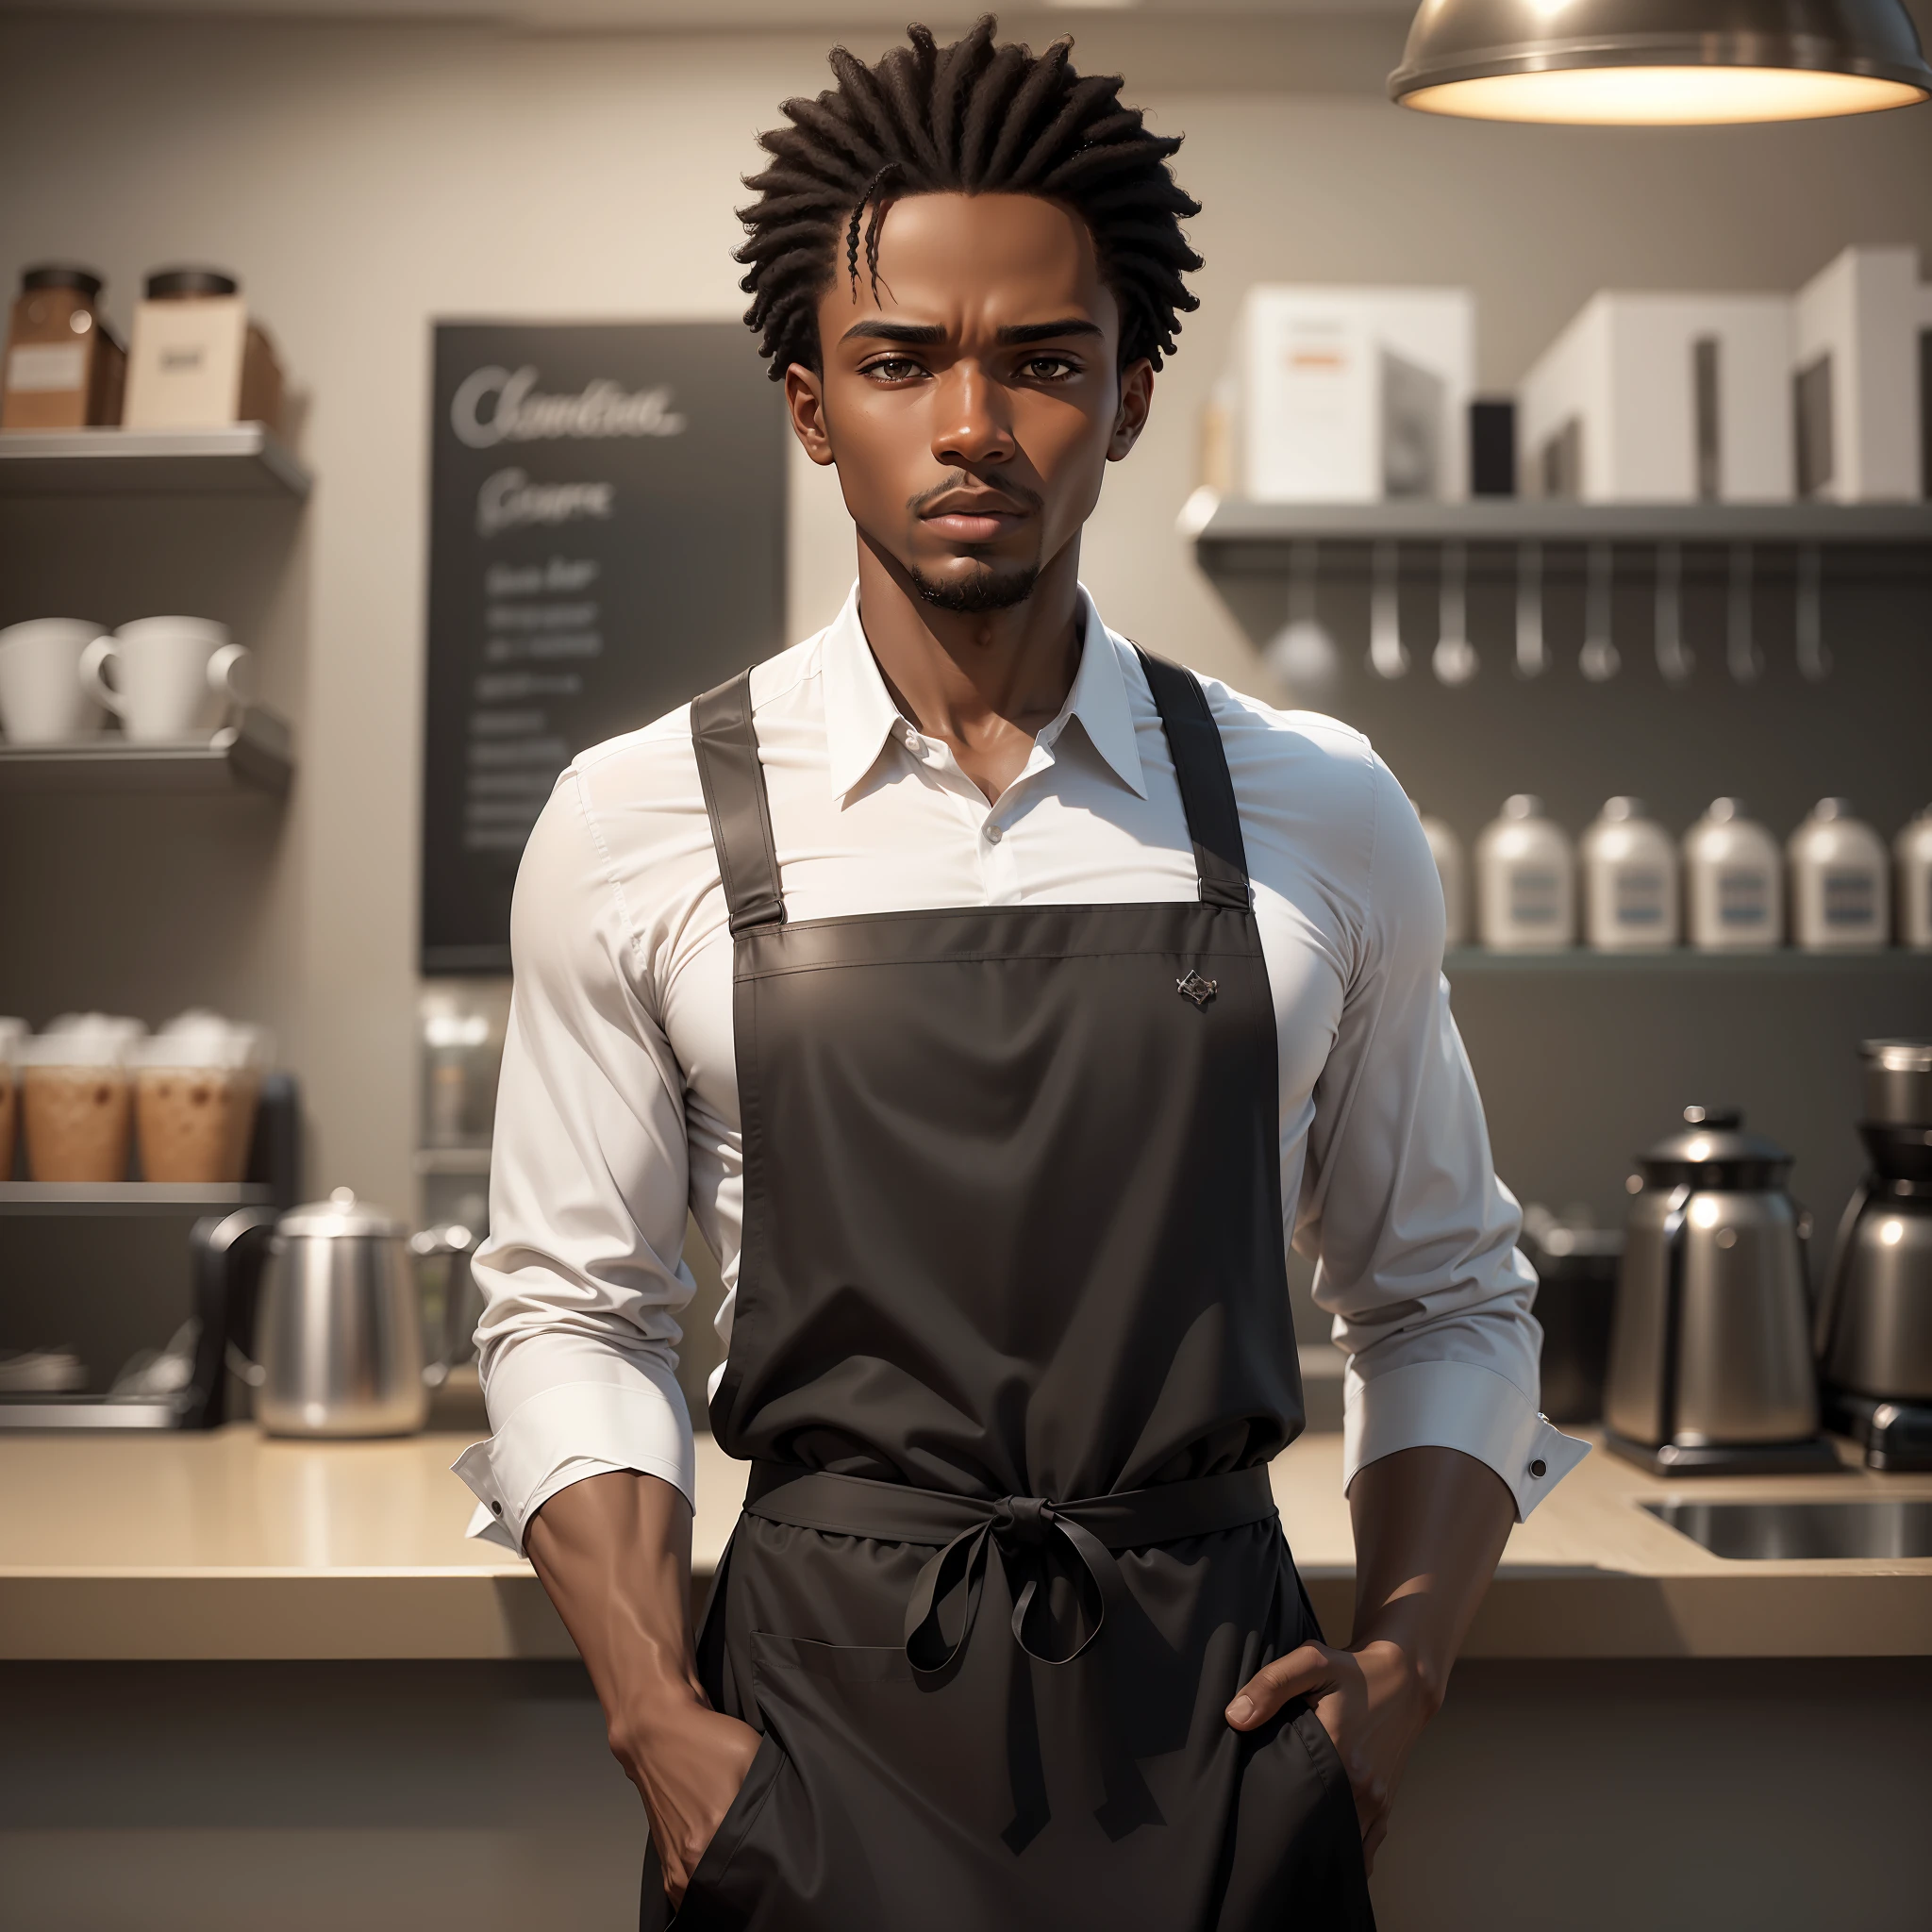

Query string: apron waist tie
[742,1461,1278,1675]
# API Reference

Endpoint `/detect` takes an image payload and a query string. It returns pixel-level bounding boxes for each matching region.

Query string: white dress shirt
[455,587,1586,1551]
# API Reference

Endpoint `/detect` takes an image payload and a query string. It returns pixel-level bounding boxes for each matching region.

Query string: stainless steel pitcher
[1604,1107,1837,1475]
[246,1188,474,1438]
[1816,1041,1932,1471]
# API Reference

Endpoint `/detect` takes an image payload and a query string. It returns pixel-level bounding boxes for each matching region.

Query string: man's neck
[853,535,1085,803]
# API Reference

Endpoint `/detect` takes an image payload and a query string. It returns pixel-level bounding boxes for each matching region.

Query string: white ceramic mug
[80,618,251,743]
[0,618,109,743]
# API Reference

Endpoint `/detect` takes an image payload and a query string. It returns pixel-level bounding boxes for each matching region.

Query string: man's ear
[1108,358,1155,462]
[785,362,837,469]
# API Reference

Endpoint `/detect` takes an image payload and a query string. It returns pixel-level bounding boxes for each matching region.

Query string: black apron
[645,648,1374,1931]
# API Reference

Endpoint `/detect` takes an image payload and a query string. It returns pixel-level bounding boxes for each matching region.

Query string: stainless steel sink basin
[1642,1498,1932,1560]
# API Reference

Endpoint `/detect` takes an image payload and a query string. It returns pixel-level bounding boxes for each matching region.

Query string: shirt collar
[819,581,1148,803]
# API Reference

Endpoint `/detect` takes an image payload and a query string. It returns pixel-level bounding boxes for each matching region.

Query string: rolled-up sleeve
[1298,759,1586,1519]
[452,765,697,1552]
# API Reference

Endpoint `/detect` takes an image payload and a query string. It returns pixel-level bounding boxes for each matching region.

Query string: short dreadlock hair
[735,16,1202,382]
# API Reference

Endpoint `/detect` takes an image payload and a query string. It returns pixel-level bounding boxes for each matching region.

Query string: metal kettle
[1816,1041,1932,1470]
[1604,1107,1837,1475]
[221,1189,474,1438]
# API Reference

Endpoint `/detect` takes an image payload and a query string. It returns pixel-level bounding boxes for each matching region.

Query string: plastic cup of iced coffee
[0,1017,26,1181]
[20,1018,142,1183]
[132,1012,264,1184]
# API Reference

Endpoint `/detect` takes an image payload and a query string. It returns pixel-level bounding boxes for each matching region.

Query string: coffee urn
[1605,1107,1838,1474]
[1816,1041,1932,1471]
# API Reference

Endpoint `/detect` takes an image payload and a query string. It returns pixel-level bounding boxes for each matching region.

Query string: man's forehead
[824,192,1113,335]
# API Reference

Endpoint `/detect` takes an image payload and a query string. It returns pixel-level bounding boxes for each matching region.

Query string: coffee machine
[1816,1041,1932,1471]
[1605,1106,1839,1474]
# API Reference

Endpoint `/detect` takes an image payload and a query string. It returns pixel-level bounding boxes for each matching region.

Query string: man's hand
[1225,1446,1517,1874]
[612,1691,763,1905]
[1224,1634,1438,1869]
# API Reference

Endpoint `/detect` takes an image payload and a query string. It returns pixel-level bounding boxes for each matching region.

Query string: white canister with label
[1418,812,1468,948]
[1684,799,1783,950]
[1789,799,1890,950]
[1897,806,1932,950]
[1581,797,1680,950]
[1475,795,1574,950]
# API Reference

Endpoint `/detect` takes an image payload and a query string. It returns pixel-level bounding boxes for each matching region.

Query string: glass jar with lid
[2,265,126,430]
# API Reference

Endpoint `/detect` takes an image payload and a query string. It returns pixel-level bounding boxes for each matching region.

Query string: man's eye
[1024,356,1076,380]
[863,357,924,381]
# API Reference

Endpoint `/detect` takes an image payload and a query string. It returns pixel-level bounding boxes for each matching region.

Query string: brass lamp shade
[1391,0,1932,124]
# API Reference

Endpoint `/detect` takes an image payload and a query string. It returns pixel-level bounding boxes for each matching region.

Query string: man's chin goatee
[908,562,1041,615]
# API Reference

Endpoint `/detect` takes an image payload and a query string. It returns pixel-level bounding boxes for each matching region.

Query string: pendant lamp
[1391,0,1932,124]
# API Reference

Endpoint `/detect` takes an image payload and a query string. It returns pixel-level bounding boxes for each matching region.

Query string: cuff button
[491,1501,504,1515]
[1528,1459,1547,1479]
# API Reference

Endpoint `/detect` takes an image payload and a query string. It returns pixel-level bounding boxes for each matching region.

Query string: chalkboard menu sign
[422,322,788,973]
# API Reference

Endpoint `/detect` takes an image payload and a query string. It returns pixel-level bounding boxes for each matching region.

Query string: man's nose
[931,363,1014,467]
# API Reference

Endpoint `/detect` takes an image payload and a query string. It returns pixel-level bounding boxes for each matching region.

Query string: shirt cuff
[1341,1357,1589,1521]
[451,1369,694,1552]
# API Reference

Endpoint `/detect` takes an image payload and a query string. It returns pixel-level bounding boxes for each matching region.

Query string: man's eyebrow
[841,320,947,344]
[996,320,1104,345]
[838,318,1106,347]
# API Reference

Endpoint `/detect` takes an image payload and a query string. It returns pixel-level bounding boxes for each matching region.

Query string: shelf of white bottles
[1184,494,1932,689]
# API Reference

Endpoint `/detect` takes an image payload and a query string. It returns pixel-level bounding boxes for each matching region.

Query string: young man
[457,19,1583,1929]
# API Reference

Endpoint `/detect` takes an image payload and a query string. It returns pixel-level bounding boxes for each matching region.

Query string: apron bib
[646,648,1374,1931]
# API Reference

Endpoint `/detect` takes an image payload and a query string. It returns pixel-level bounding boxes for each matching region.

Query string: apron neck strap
[1133,648,1252,911]
[692,669,786,935]
[691,645,1254,935]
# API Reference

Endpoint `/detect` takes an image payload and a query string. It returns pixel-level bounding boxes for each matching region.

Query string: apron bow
[903,1495,1125,1674]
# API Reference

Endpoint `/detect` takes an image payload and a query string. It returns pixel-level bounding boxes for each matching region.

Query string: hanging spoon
[1727,541,1761,683]
[1514,541,1548,678]
[1265,540,1341,698]
[1432,541,1478,685]
[1795,542,1830,682]
[1654,541,1692,685]
[1368,540,1409,680]
[1579,541,1620,681]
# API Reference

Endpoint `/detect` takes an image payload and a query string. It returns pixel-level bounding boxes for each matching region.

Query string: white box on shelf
[1229,286,1474,503]
[1517,291,1793,502]
[1792,245,1924,502]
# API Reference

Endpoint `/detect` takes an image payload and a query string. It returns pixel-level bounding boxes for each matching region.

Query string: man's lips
[919,497,1030,543]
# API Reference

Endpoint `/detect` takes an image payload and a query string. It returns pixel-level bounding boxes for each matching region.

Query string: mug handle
[78,635,125,718]
[206,642,252,711]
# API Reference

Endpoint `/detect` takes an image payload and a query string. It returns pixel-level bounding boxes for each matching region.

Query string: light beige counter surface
[1,1426,1927,1660]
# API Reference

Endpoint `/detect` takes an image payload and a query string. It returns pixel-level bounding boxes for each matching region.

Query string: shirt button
[1528,1459,1547,1479]
[491,1501,504,1514]
[902,725,920,749]
[985,824,1004,843]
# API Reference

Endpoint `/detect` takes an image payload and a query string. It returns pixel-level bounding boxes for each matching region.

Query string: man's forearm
[1347,1444,1516,1707]
[525,1470,763,1903]
[525,1470,703,1736]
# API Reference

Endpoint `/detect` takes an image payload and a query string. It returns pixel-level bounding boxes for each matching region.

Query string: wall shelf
[1443,948,1930,975]
[0,425,311,500]
[0,1182,274,1217]
[0,705,293,797]
[1189,494,1932,575]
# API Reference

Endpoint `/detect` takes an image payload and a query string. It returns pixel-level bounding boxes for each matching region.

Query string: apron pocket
[735,1629,1027,1927]
[1290,1705,1376,1922]
[666,1728,786,1931]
